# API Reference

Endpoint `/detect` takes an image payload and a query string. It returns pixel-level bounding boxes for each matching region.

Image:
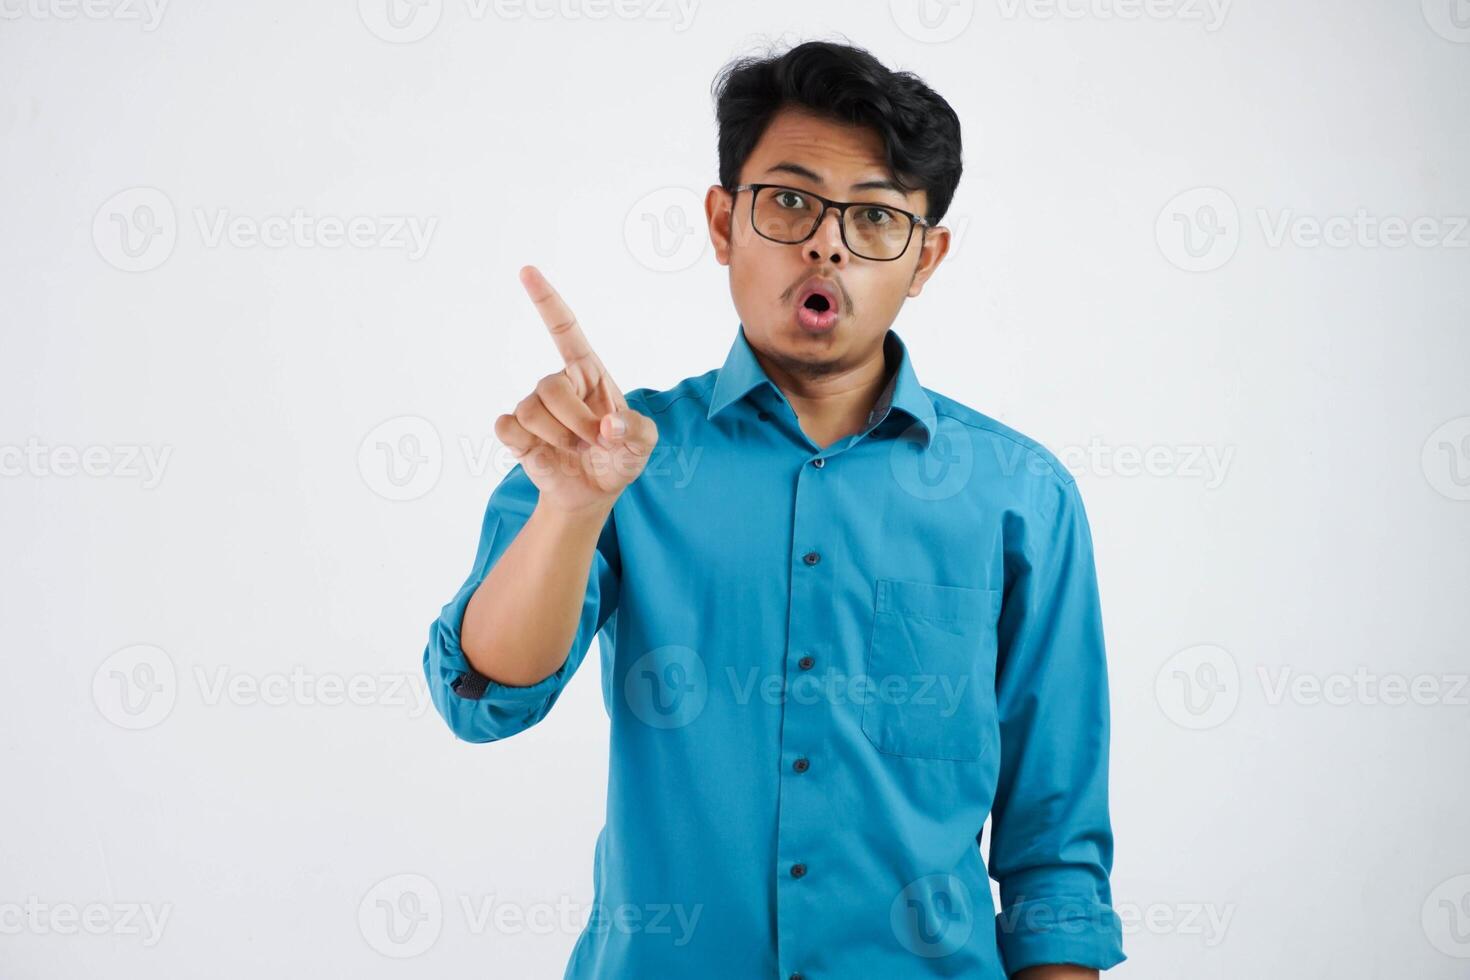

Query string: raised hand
[494,266,658,515]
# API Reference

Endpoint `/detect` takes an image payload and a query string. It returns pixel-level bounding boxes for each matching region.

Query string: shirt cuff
[995,895,1127,974]
[449,660,567,704]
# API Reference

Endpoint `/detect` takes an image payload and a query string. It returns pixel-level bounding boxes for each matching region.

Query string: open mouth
[795,283,840,332]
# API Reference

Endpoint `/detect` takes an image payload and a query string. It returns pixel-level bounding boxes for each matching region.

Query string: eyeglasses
[731,183,930,262]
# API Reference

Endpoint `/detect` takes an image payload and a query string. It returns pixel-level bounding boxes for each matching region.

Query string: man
[423,40,1126,979]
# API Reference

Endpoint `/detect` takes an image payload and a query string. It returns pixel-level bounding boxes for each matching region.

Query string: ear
[706,185,735,267]
[905,224,951,298]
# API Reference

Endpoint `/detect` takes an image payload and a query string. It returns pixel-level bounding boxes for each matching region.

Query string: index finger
[519,265,595,366]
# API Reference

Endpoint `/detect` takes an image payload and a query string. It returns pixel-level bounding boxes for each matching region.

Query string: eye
[774,190,807,209]
[861,207,895,225]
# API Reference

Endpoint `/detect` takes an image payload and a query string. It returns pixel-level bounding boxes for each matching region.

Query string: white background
[2,1,1468,977]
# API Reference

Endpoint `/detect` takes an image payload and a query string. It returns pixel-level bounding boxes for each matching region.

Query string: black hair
[711,39,963,225]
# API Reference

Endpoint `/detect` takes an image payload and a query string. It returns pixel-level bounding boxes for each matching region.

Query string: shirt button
[812,457,825,468]
[793,757,810,773]
[790,974,805,980]
[790,862,807,878]
[798,655,815,670]
[802,551,820,566]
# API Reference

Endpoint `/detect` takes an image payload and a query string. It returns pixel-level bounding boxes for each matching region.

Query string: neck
[753,334,892,450]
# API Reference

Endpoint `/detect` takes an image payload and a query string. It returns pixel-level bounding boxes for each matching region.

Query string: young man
[423,40,1125,980]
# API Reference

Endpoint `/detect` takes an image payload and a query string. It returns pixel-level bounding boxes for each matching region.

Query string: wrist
[533,495,616,529]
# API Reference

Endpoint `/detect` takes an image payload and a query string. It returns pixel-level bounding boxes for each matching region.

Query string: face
[706,107,951,379]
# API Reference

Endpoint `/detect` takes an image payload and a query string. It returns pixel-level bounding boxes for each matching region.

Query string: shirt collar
[706,323,937,447]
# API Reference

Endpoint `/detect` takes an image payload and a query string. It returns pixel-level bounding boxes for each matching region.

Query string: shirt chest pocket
[861,578,999,762]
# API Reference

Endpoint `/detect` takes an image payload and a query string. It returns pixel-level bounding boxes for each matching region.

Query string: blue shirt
[423,324,1126,978]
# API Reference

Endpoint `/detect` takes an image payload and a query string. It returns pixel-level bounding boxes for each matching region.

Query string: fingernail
[609,416,627,437]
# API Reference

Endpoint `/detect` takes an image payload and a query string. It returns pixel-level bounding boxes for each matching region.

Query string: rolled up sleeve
[422,463,619,744]
[988,474,1126,975]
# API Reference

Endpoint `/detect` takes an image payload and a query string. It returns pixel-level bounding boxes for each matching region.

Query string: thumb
[599,409,655,457]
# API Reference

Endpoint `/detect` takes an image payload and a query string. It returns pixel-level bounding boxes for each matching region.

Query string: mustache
[783,274,852,311]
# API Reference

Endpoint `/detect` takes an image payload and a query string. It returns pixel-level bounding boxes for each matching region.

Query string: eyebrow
[763,161,906,196]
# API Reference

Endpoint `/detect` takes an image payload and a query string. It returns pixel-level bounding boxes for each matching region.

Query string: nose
[805,206,849,265]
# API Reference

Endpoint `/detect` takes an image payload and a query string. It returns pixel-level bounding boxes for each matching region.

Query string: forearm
[460,498,613,686]
[1014,966,1098,980]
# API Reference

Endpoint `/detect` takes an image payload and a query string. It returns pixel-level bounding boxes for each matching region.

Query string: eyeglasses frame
[730,182,931,262]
